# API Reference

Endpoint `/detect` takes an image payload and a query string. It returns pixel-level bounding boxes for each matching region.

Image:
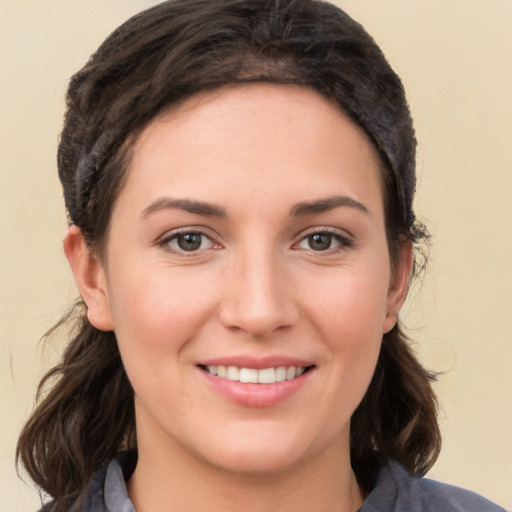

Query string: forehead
[118,83,384,219]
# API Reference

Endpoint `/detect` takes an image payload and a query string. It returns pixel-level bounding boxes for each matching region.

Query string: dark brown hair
[17,1,440,510]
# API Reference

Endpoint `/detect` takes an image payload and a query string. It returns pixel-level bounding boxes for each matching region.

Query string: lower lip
[199,368,313,407]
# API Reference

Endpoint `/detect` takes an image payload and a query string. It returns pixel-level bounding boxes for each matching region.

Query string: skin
[65,83,412,512]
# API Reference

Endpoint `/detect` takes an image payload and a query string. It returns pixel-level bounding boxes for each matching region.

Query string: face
[76,84,410,475]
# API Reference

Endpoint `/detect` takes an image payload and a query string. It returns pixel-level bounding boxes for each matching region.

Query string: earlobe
[383,240,414,334]
[63,225,114,331]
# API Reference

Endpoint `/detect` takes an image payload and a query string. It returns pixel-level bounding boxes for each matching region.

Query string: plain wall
[1,1,510,510]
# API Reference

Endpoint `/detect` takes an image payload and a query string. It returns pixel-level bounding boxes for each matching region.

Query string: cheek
[305,264,390,342]
[301,262,389,397]
[105,265,223,425]
[106,262,219,368]
[324,285,384,379]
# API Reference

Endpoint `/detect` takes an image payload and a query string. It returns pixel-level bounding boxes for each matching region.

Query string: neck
[127,425,363,512]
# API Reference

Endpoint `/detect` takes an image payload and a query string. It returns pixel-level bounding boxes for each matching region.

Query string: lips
[197,357,315,407]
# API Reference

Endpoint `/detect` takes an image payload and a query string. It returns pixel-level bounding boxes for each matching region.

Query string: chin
[205,444,307,476]
[190,423,336,476]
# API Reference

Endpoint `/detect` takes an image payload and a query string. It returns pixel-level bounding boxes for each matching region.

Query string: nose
[219,246,299,339]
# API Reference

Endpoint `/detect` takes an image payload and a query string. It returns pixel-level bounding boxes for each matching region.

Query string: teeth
[275,366,287,382]
[239,368,258,383]
[205,365,308,383]
[226,366,239,381]
[258,368,275,384]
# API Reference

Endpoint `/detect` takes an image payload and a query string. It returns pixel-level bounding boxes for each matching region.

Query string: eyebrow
[140,194,369,220]
[290,195,369,216]
[140,198,227,219]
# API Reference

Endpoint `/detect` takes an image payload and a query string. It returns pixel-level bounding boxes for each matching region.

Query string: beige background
[1,1,511,510]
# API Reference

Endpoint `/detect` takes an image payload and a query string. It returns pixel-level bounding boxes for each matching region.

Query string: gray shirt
[41,452,507,511]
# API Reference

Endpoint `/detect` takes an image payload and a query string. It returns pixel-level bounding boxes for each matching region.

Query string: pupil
[178,233,201,251]
[309,233,331,251]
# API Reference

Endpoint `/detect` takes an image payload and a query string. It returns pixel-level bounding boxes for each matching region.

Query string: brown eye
[307,233,333,251]
[177,233,203,251]
[163,232,215,253]
[297,230,350,252]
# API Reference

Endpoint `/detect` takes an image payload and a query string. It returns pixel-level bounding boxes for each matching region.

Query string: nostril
[218,298,300,339]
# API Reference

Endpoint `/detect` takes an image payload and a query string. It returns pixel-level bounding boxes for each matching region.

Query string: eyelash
[157,228,220,256]
[157,227,353,256]
[294,228,353,253]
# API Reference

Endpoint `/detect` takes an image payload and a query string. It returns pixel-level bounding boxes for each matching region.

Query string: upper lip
[197,355,315,369]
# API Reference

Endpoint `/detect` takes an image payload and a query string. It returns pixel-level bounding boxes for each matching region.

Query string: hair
[17,1,441,510]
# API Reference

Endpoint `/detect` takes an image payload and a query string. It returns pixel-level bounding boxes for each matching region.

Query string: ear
[383,239,414,334]
[63,225,114,331]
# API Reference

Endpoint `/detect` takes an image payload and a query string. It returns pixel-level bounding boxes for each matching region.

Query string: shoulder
[82,452,136,512]
[361,459,507,512]
[34,468,109,512]
[34,452,137,512]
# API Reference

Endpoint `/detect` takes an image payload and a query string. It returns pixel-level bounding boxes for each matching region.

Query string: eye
[161,231,216,253]
[296,230,351,252]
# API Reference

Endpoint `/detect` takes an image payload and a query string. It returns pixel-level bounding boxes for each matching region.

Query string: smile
[202,365,311,384]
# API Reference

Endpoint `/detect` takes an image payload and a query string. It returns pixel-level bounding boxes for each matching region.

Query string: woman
[16,1,506,511]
